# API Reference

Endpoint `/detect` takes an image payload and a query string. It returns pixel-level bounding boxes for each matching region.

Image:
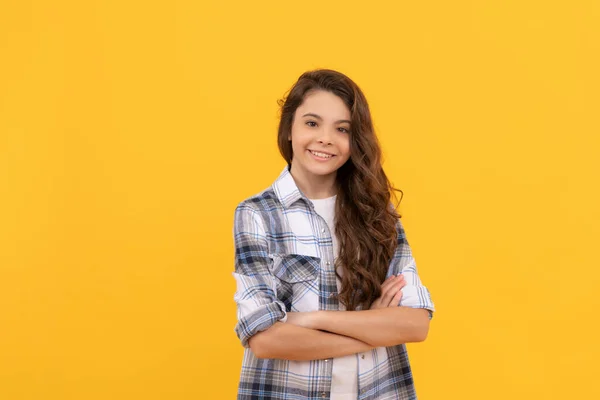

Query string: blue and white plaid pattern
[233,165,435,400]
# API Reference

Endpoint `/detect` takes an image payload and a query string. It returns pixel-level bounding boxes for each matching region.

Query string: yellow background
[1,1,599,399]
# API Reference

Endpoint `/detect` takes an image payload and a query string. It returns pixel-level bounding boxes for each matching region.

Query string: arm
[297,307,430,348]
[232,203,372,359]
[287,218,436,348]
[286,275,430,347]
[318,270,430,346]
[249,322,373,360]
[232,204,288,348]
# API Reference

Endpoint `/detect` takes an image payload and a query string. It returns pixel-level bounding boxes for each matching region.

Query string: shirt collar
[272,165,314,210]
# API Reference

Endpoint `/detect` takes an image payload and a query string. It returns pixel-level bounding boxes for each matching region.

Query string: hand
[370,274,407,310]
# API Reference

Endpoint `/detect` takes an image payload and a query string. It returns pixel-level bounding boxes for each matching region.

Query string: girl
[232,69,435,400]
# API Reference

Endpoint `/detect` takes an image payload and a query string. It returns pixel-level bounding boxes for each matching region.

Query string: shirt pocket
[271,253,320,312]
[271,253,320,283]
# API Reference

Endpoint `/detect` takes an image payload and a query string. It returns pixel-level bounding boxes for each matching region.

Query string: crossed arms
[248,275,431,361]
[232,204,434,361]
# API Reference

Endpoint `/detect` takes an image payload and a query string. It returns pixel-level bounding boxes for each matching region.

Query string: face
[288,90,352,181]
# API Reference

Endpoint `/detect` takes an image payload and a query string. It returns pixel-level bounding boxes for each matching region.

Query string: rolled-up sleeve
[387,219,436,317]
[232,203,287,348]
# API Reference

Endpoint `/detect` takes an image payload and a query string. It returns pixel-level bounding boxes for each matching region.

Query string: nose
[317,127,334,146]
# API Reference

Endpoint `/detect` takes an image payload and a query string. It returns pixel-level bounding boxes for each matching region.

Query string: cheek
[290,126,310,148]
[338,138,351,158]
[291,140,303,156]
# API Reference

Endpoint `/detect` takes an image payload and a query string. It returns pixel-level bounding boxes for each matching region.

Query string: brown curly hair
[277,69,403,311]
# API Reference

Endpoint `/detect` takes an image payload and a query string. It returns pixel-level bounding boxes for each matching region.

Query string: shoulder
[233,186,285,237]
[235,186,282,216]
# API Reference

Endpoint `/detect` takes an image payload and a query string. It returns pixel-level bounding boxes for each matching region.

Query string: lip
[307,149,336,161]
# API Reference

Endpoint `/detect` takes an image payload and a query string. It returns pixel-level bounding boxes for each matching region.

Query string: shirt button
[326,261,330,266]
[321,392,327,398]
[329,293,335,298]
[321,228,326,233]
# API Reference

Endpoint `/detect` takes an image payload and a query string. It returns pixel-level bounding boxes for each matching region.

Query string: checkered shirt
[233,165,435,400]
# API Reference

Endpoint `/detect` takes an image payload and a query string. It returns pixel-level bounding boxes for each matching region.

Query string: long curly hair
[277,69,403,311]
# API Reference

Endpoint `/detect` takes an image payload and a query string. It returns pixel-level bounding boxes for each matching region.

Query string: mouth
[308,149,336,160]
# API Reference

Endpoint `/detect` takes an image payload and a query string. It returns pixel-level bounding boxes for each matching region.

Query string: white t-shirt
[310,195,358,400]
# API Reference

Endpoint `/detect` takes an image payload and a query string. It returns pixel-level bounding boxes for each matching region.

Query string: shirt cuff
[235,301,288,348]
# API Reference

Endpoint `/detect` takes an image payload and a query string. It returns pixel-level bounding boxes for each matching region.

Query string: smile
[308,150,335,159]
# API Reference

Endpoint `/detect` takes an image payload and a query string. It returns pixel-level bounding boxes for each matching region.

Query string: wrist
[310,310,327,330]
[314,310,334,331]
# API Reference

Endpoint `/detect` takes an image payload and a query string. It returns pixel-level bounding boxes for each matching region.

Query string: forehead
[296,90,351,120]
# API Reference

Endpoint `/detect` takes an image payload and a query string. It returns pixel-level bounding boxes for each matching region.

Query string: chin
[306,165,338,176]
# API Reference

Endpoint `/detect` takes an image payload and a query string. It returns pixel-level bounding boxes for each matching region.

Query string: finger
[381,274,404,291]
[386,279,407,306]
[381,277,406,306]
[381,278,403,306]
[380,275,398,292]
[387,275,406,293]
[389,286,404,307]
[370,298,382,310]
[394,276,407,290]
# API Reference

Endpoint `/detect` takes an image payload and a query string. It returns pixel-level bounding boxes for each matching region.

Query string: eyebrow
[302,113,351,125]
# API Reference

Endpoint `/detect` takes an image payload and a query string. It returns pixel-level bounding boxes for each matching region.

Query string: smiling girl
[232,69,435,400]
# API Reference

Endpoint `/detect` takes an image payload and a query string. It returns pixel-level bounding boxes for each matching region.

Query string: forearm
[310,307,430,347]
[248,322,373,361]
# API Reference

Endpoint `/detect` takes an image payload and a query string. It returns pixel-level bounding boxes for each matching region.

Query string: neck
[289,162,338,199]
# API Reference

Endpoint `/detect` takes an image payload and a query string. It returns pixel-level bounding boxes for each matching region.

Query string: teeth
[310,150,332,158]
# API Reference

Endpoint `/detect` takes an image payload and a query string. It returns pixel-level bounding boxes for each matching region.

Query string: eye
[338,127,350,133]
[306,121,317,127]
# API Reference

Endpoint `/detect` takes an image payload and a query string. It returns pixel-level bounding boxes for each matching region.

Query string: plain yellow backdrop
[1,1,599,399]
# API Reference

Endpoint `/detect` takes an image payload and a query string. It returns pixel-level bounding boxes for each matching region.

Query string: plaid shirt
[233,166,435,400]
